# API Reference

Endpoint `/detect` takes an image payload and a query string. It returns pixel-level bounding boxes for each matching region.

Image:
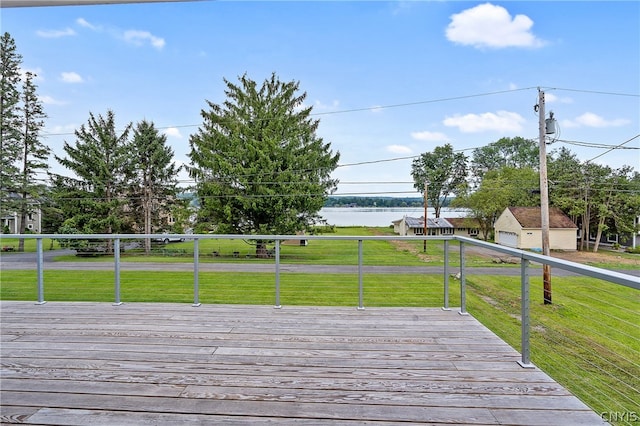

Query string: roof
[446,217,480,228]
[508,207,577,229]
[393,216,478,229]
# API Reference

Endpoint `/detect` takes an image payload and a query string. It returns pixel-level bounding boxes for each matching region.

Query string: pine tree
[0,32,23,222]
[189,73,340,256]
[54,110,132,251]
[16,71,49,250]
[129,120,181,254]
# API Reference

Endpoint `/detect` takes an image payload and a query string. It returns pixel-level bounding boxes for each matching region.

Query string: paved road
[2,249,638,277]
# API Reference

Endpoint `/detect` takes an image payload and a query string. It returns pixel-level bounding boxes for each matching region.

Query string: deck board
[1,302,606,425]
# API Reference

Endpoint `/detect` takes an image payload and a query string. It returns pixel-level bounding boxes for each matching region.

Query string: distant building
[494,207,577,251]
[392,216,480,238]
[1,195,42,234]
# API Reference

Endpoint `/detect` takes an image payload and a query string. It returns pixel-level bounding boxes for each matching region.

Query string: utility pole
[423,181,428,252]
[537,88,552,304]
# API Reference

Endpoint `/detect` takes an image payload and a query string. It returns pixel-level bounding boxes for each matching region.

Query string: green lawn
[1,227,638,424]
[464,274,639,424]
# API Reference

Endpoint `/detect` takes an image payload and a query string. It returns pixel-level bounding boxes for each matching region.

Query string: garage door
[499,231,518,248]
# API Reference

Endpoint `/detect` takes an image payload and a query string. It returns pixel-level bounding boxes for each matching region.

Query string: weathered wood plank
[0,302,606,425]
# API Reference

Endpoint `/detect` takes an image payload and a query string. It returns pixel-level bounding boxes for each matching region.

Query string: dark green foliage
[54,110,133,238]
[129,120,182,253]
[471,136,539,181]
[411,143,468,218]
[189,73,340,241]
[0,32,23,218]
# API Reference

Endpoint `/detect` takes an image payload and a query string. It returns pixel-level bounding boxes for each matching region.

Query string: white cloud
[446,3,545,49]
[545,93,573,104]
[386,144,413,154]
[60,72,84,83]
[410,131,448,142]
[48,124,78,134]
[163,127,183,138]
[563,112,630,128]
[314,99,340,110]
[123,30,165,50]
[76,17,99,31]
[36,28,76,38]
[41,95,67,106]
[443,110,525,133]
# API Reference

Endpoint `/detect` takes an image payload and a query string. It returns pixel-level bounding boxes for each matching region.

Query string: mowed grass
[464,274,639,423]
[1,270,453,307]
[1,227,638,424]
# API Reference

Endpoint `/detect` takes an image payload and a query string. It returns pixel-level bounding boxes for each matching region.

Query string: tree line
[412,138,640,252]
[2,32,638,255]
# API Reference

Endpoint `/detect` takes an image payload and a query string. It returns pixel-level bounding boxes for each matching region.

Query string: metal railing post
[36,238,46,305]
[274,239,282,308]
[193,238,201,307]
[459,241,467,315]
[519,258,534,368]
[113,238,122,305]
[443,240,450,310]
[358,239,364,310]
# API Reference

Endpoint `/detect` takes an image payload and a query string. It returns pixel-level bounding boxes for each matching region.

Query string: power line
[41,87,539,137]
[586,134,640,163]
[544,87,640,98]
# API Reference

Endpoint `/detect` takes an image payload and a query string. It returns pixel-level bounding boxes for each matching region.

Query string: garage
[498,231,518,248]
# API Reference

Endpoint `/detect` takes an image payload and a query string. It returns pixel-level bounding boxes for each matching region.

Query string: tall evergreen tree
[189,73,340,256]
[129,120,181,254]
[54,110,132,251]
[16,71,49,250]
[0,32,23,221]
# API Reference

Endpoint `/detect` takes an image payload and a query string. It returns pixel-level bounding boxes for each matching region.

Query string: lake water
[318,207,470,227]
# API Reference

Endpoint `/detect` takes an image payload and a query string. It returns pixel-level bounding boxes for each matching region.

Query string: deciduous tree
[411,143,467,218]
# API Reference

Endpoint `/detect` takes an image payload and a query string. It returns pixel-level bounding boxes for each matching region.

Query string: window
[469,228,479,236]
[414,228,424,235]
[607,234,619,243]
[441,228,454,235]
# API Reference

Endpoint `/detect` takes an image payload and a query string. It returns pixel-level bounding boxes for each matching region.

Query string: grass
[1,227,638,424]
[464,274,639,424]
[1,270,454,307]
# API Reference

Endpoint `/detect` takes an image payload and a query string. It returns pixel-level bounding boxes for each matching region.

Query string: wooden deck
[1,302,605,425]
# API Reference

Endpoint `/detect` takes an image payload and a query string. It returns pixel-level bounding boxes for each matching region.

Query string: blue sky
[3,1,639,197]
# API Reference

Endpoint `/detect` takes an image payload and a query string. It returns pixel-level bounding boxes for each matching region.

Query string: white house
[494,207,578,251]
[392,216,480,238]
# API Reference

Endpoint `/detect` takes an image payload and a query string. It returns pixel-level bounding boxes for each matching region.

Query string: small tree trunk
[593,217,606,253]
[255,240,268,258]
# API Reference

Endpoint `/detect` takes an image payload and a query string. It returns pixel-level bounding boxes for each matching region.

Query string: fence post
[443,240,450,310]
[459,241,467,315]
[274,239,282,308]
[193,238,201,307]
[113,238,122,306]
[36,238,46,305]
[358,239,364,310]
[519,258,534,368]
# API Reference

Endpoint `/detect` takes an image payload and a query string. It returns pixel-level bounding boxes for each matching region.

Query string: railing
[3,232,639,422]
[2,232,638,369]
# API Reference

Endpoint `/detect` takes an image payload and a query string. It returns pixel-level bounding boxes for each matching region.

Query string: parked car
[153,234,185,244]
